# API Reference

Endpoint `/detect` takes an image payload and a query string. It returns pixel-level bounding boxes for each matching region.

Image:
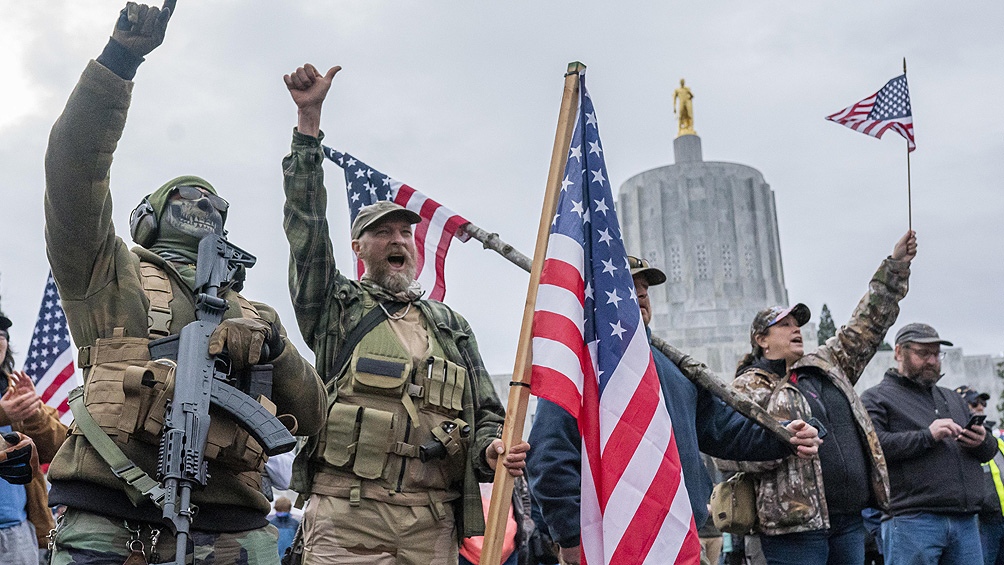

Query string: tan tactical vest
[311,300,470,507]
[74,261,272,479]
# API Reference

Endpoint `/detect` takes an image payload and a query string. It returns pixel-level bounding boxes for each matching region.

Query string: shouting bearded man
[281,63,529,565]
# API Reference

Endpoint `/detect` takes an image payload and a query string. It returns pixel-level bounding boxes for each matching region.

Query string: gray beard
[370,270,413,294]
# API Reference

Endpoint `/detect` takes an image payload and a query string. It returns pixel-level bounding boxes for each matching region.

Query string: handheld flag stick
[904,57,912,231]
[907,141,913,231]
[825,63,916,228]
[480,61,584,565]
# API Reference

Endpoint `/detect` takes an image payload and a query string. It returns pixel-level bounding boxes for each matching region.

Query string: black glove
[0,432,37,485]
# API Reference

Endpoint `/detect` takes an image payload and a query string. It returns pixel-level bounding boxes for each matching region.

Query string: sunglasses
[171,185,229,213]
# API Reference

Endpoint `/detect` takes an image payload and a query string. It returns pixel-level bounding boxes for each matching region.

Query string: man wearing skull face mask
[43,2,325,562]
[861,324,997,564]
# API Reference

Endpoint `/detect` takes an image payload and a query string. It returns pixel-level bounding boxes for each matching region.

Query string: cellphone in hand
[966,414,987,430]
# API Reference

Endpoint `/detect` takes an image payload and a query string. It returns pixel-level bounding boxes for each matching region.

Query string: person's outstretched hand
[285,63,341,138]
[112,0,177,58]
[891,230,917,264]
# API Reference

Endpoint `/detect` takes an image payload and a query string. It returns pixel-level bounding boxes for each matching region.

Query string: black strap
[327,302,407,385]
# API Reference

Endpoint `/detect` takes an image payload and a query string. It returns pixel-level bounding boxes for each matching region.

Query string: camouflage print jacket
[282,130,505,539]
[723,257,909,535]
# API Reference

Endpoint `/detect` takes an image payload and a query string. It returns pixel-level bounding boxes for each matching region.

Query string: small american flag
[322,147,471,301]
[530,73,700,565]
[826,74,915,152]
[21,273,79,425]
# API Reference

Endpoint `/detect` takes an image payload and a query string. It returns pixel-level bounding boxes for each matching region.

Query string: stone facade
[618,134,808,376]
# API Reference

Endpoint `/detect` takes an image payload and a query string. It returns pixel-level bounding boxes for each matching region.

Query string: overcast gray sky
[1,1,1001,375]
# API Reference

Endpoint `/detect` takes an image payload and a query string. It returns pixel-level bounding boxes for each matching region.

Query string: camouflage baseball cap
[627,256,667,286]
[350,201,422,240]
[894,322,953,347]
[750,303,810,344]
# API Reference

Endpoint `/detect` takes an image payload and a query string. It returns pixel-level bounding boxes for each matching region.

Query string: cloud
[0,1,1000,372]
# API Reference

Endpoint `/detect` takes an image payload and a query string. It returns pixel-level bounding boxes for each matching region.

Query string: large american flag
[826,73,915,152]
[21,273,79,425]
[322,147,471,301]
[529,73,700,565]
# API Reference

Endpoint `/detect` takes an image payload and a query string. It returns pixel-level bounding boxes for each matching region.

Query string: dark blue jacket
[527,333,790,547]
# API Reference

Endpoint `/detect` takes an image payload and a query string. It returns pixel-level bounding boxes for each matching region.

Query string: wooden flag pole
[904,57,912,231]
[480,61,585,565]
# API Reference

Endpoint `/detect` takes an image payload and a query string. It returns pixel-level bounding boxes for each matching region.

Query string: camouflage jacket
[282,129,505,539]
[724,257,909,535]
[43,61,325,529]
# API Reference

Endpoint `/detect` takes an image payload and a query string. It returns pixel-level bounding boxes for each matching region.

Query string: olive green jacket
[723,257,908,535]
[43,60,325,519]
[282,130,505,538]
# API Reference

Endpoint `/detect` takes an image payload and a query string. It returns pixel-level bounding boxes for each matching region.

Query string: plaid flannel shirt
[281,129,505,537]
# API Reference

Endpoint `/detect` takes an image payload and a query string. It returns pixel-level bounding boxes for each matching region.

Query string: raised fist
[111,1,177,58]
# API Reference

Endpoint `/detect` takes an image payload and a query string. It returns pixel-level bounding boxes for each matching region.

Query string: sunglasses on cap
[170,185,229,213]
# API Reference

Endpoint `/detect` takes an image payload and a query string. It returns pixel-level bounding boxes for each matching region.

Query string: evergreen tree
[817,303,836,345]
[996,361,1004,415]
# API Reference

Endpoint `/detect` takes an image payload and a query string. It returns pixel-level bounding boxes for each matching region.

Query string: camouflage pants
[50,508,280,565]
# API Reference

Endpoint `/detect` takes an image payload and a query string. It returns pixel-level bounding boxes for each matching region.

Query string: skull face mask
[157,184,227,246]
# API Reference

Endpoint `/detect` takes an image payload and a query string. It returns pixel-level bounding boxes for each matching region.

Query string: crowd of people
[0,2,999,565]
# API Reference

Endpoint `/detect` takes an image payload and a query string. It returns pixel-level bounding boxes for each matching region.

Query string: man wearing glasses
[861,324,997,565]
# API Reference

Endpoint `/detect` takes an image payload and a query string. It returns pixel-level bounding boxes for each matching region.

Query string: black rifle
[158,234,296,564]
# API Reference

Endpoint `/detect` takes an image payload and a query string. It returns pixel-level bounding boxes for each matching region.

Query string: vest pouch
[407,417,470,490]
[81,335,157,442]
[322,403,363,468]
[353,407,396,480]
[424,357,466,415]
[121,360,175,445]
[206,404,268,473]
[350,354,412,397]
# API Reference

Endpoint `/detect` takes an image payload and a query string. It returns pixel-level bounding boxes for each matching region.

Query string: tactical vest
[311,298,470,507]
[74,261,273,478]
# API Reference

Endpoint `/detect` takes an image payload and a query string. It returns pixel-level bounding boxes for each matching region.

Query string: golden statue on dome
[673,78,696,136]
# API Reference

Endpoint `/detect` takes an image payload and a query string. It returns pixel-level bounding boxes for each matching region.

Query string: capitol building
[494,84,1003,426]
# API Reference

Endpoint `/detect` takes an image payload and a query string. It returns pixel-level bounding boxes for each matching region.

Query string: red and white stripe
[33,348,79,426]
[531,232,700,565]
[354,181,470,302]
[826,93,916,151]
